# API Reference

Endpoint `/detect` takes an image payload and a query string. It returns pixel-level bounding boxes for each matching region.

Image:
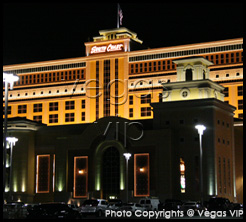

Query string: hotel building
[3,28,243,204]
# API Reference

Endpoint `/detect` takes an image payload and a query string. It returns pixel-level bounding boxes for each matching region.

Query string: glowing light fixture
[78,169,85,175]
[123,153,131,203]
[195,124,206,206]
[139,168,145,172]
[123,153,131,160]
[3,73,19,90]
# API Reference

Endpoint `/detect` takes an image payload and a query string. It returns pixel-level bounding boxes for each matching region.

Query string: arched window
[185,69,193,81]
[203,70,206,79]
[102,147,120,199]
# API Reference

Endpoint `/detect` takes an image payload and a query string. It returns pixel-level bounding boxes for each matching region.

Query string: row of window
[129,107,152,118]
[13,68,86,86]
[224,86,243,97]
[215,72,241,79]
[10,100,86,114]
[129,44,243,62]
[218,157,231,194]
[4,62,86,75]
[129,52,243,74]
[36,153,150,197]
[49,112,86,123]
[7,87,86,98]
[130,60,176,74]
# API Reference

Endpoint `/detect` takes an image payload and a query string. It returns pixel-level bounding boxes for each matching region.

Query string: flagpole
[117,3,119,28]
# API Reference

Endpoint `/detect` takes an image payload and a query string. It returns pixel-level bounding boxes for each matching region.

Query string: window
[238,113,243,119]
[18,105,27,114]
[129,95,134,105]
[223,87,229,97]
[180,158,186,193]
[159,93,162,102]
[141,107,151,117]
[65,113,74,122]
[238,86,243,96]
[218,157,222,193]
[134,153,150,197]
[33,115,42,123]
[129,108,133,118]
[141,94,151,104]
[185,69,192,81]
[74,156,88,198]
[36,155,50,193]
[49,102,58,111]
[3,106,11,115]
[81,100,85,109]
[81,112,85,121]
[49,114,58,123]
[238,100,243,110]
[223,158,226,194]
[33,103,42,112]
[65,101,75,110]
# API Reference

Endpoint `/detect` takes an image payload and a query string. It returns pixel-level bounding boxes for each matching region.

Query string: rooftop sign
[89,43,124,55]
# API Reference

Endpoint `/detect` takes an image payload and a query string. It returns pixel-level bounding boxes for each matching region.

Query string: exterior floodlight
[123,153,131,160]
[195,124,206,207]
[6,137,18,147]
[195,125,206,136]
[3,73,19,90]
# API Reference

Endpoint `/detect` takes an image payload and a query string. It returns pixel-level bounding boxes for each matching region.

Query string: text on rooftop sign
[90,43,124,54]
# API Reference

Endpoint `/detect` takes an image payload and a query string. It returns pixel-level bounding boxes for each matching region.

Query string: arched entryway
[102,147,120,199]
[94,140,127,199]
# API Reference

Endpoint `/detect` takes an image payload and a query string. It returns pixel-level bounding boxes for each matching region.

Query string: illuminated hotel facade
[3,28,243,204]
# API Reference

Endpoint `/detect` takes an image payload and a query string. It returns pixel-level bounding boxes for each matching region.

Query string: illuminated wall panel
[180,158,186,193]
[36,155,50,193]
[74,156,88,198]
[134,153,150,197]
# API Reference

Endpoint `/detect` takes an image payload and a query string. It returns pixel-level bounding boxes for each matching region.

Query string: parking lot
[3,197,243,219]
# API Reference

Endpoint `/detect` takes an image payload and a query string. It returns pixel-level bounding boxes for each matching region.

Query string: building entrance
[102,147,120,199]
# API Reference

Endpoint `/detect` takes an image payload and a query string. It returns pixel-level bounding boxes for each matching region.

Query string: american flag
[118,5,123,26]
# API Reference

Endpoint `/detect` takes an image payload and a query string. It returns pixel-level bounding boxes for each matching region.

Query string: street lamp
[123,153,131,203]
[195,124,206,207]
[6,137,18,201]
[3,73,19,204]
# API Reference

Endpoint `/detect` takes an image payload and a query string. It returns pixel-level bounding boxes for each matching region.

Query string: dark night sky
[3,2,244,65]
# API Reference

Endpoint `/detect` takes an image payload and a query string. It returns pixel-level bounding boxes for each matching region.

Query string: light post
[6,137,18,201]
[3,73,19,204]
[123,153,131,203]
[195,124,206,207]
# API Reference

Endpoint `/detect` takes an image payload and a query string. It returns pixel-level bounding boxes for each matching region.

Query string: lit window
[18,105,27,114]
[33,115,42,123]
[49,114,58,123]
[141,94,151,104]
[223,87,229,97]
[141,107,152,117]
[65,101,75,110]
[65,113,74,122]
[33,103,42,112]
[129,108,133,118]
[36,155,50,193]
[81,100,86,109]
[180,158,185,193]
[238,100,243,110]
[237,86,243,96]
[49,102,58,111]
[81,112,85,121]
